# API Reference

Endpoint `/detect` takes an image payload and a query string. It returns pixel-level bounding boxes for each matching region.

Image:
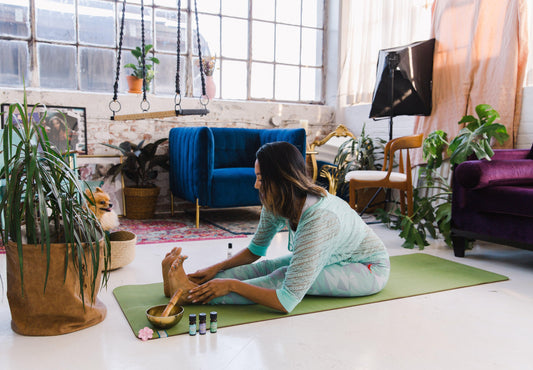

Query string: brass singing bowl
[146,304,184,330]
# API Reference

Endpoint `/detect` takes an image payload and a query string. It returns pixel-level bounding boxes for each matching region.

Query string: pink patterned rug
[0,209,260,253]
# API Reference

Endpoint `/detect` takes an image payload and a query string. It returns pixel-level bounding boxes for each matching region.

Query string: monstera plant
[376,104,509,249]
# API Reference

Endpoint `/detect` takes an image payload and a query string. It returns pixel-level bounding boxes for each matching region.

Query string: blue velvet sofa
[451,148,533,257]
[168,127,306,226]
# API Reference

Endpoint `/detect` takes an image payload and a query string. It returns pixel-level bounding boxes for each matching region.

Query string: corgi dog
[85,187,119,231]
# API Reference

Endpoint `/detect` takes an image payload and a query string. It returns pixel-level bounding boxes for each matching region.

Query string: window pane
[252,21,274,62]
[221,60,246,100]
[276,0,301,25]
[78,0,115,47]
[302,0,324,28]
[275,65,299,101]
[0,40,28,86]
[155,9,186,53]
[221,18,248,59]
[79,47,115,92]
[0,1,30,38]
[199,14,220,57]
[275,24,300,65]
[301,28,322,67]
[155,54,185,95]
[38,43,77,89]
[251,62,273,99]
[221,0,248,18]
[301,67,321,101]
[35,0,76,43]
[198,0,220,14]
[252,0,274,21]
[154,0,178,8]
[121,5,153,50]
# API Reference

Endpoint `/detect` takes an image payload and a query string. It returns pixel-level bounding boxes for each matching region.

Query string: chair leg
[196,198,200,228]
[399,190,406,216]
[406,188,414,218]
[170,193,174,216]
[349,182,357,210]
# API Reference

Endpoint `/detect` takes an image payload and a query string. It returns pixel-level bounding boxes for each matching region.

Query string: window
[0,0,325,104]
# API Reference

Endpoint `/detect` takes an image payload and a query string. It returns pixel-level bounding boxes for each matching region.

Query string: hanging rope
[109,0,209,120]
[175,0,182,111]
[109,0,127,117]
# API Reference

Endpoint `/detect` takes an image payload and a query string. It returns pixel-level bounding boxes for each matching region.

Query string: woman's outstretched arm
[187,247,261,284]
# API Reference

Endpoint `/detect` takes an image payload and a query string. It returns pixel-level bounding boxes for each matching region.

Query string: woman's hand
[187,265,221,284]
[187,279,234,303]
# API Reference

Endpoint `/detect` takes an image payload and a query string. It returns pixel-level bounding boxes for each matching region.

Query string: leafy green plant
[376,104,509,249]
[0,87,110,299]
[101,139,169,188]
[322,125,385,197]
[124,44,160,90]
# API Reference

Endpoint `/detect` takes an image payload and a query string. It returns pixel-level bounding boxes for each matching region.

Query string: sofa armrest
[169,127,214,203]
[454,159,533,189]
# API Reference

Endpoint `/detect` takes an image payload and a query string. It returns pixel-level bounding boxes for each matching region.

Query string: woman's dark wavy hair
[256,141,326,222]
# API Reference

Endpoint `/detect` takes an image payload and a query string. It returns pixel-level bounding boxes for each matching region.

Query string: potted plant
[0,89,111,336]
[125,44,160,93]
[376,104,509,249]
[325,125,385,211]
[102,139,169,219]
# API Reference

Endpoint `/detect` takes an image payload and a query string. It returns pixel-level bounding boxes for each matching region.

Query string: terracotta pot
[6,240,106,336]
[127,75,143,94]
[205,75,216,99]
[123,186,160,219]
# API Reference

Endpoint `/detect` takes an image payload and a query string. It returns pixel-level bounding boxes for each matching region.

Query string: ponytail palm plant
[0,89,110,301]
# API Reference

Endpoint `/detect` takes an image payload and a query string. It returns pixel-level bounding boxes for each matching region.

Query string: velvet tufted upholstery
[451,148,533,257]
[168,127,306,225]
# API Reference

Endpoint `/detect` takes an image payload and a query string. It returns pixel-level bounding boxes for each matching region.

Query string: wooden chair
[306,124,357,188]
[346,134,423,217]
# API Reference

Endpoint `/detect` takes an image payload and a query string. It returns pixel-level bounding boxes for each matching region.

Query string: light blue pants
[210,253,390,306]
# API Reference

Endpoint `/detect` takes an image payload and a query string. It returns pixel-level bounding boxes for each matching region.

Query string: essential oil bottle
[210,311,218,333]
[227,243,233,259]
[198,313,207,335]
[189,314,197,336]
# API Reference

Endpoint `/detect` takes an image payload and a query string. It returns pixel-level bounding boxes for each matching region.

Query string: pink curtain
[413,0,529,164]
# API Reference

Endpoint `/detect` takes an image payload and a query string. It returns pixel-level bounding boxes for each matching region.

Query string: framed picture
[1,104,88,155]
[77,155,124,216]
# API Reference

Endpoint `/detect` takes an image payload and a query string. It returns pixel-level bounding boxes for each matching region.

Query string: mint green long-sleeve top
[248,193,388,312]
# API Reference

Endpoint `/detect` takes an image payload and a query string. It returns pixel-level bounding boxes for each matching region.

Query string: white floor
[1,221,533,370]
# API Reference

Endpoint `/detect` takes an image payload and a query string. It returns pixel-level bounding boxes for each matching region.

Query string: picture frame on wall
[1,104,88,155]
[77,155,125,216]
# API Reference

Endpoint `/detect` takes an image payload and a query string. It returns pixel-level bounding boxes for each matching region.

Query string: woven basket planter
[108,231,137,270]
[123,186,160,219]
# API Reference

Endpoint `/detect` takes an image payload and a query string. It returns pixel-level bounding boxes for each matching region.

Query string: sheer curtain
[337,0,433,108]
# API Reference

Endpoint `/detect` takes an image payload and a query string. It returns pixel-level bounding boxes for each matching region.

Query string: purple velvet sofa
[451,147,533,257]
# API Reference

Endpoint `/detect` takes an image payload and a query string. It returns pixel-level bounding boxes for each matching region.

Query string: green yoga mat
[113,253,508,339]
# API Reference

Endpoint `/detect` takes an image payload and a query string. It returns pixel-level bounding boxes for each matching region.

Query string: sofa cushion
[212,128,261,169]
[210,167,260,207]
[527,143,533,159]
[465,185,533,218]
[455,159,533,189]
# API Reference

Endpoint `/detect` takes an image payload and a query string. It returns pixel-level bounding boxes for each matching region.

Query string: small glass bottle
[210,311,218,333]
[198,313,207,335]
[189,314,197,336]
[227,243,233,259]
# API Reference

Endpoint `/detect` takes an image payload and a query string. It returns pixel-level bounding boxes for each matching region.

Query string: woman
[163,141,390,313]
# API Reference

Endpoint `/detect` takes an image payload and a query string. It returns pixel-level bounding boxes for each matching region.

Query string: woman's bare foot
[162,247,182,297]
[168,254,198,304]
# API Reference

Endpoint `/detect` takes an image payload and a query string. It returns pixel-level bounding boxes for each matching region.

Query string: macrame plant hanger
[109,0,210,121]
